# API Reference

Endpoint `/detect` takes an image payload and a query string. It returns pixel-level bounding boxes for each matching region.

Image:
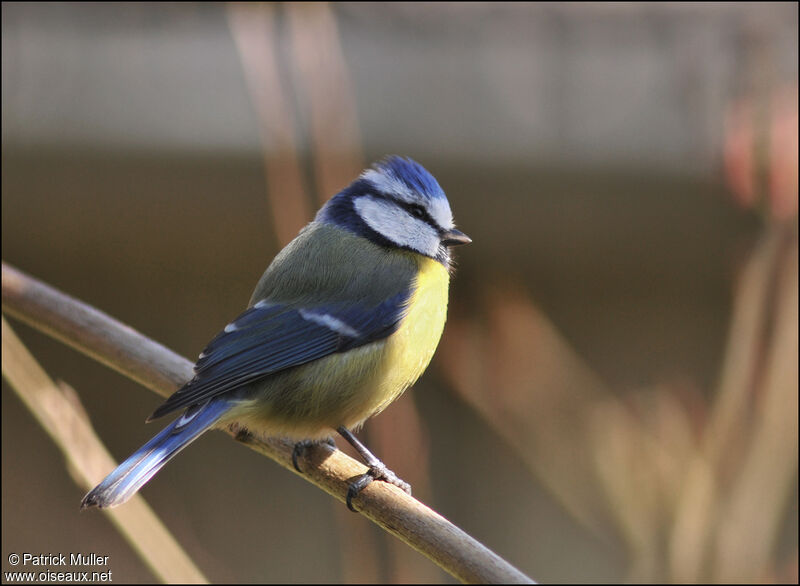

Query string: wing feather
[149,290,410,420]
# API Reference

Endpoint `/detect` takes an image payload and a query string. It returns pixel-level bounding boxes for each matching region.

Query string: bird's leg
[337,426,411,512]
[292,437,336,473]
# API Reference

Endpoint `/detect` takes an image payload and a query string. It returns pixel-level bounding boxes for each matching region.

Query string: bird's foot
[292,437,336,472]
[346,462,412,512]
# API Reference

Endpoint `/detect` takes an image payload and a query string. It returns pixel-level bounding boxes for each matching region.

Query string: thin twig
[1,317,208,584]
[1,261,534,584]
[712,230,799,581]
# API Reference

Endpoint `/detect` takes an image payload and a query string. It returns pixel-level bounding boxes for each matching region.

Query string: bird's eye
[409,205,426,219]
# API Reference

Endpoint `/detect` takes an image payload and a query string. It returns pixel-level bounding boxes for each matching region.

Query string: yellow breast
[363,255,450,418]
[230,254,451,439]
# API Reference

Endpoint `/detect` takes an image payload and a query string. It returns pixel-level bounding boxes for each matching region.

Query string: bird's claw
[292,438,335,473]
[345,463,412,512]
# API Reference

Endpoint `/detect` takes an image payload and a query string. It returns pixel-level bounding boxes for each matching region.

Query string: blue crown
[369,156,446,202]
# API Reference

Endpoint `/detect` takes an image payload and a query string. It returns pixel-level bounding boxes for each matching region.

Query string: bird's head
[317,156,471,265]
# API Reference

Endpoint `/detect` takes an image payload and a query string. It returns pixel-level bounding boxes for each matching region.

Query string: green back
[249,223,419,309]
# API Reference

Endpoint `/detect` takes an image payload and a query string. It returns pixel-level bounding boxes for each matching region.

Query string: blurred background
[2,2,797,583]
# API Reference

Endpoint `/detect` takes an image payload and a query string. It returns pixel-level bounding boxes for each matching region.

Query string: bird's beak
[441,228,472,247]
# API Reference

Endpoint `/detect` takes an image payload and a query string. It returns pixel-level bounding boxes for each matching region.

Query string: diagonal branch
[1,261,534,585]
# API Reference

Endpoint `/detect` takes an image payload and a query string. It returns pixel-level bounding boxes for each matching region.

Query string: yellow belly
[228,255,450,439]
[355,255,450,420]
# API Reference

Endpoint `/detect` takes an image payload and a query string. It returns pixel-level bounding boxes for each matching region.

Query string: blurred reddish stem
[227,2,311,247]
[438,288,617,533]
[724,85,798,222]
[286,2,365,204]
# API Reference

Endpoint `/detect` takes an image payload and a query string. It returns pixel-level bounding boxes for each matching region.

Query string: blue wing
[149,290,410,420]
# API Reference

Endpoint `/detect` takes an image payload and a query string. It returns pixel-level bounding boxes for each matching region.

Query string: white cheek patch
[354,196,441,257]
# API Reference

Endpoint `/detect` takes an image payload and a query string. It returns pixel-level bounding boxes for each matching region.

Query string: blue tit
[81,155,470,511]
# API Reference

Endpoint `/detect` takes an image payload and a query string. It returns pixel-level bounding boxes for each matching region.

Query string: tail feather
[81,400,230,509]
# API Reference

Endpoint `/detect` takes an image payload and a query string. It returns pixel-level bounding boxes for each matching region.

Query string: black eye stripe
[365,191,438,229]
[397,201,437,228]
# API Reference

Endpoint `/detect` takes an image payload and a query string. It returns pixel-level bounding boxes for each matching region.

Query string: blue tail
[81,400,231,508]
